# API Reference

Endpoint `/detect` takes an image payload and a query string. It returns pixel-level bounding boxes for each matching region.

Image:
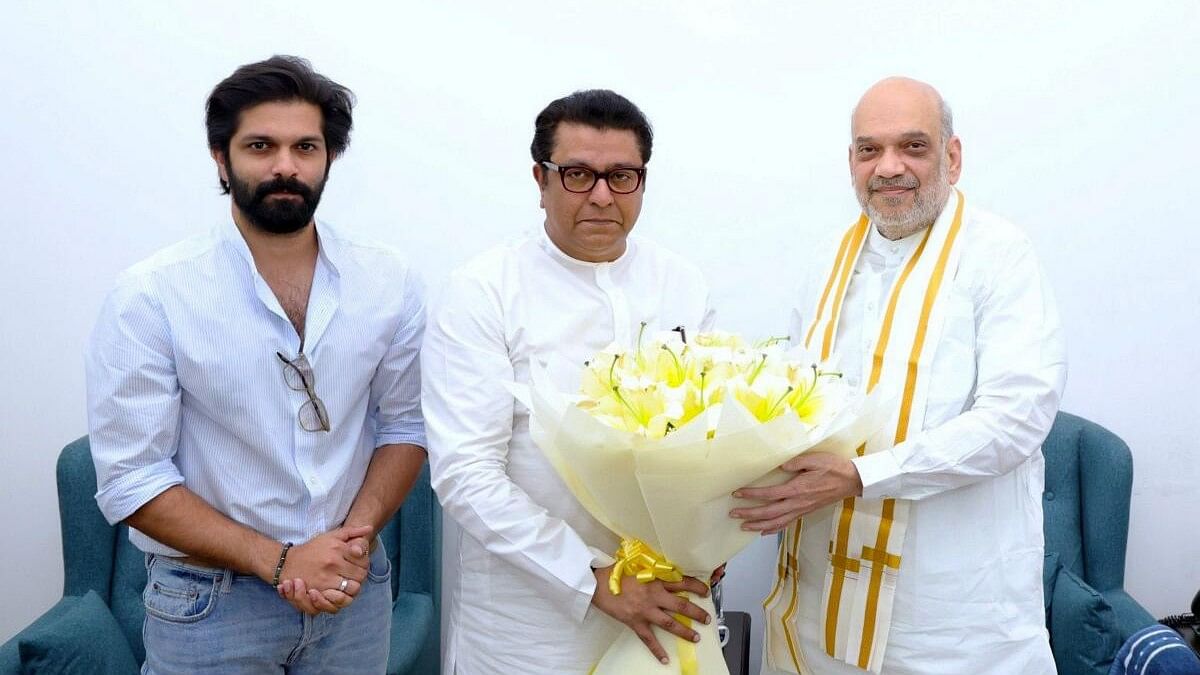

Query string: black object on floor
[721,610,751,675]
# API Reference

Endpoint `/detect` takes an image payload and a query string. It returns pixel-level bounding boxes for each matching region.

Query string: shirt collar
[313,221,344,276]
[218,216,343,277]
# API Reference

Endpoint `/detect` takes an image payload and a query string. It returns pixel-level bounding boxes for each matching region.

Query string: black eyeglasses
[541,161,646,194]
[276,351,331,432]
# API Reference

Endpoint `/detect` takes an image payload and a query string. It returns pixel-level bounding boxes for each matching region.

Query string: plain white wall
[3,2,1198,673]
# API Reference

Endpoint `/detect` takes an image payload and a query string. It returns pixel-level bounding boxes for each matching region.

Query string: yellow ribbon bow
[606,539,698,674]
[609,539,683,596]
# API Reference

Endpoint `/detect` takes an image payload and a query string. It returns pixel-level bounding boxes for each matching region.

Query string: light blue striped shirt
[85,218,426,556]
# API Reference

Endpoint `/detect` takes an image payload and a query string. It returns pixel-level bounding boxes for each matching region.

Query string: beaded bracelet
[272,542,294,586]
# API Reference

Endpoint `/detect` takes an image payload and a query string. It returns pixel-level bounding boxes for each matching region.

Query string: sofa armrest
[57,438,119,600]
[1,596,83,673]
[2,591,139,674]
[386,591,436,675]
[1101,588,1156,642]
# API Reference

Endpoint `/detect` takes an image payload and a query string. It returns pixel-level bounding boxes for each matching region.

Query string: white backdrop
[3,2,1198,673]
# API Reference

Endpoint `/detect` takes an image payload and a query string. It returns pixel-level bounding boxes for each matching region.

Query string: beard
[856,157,951,240]
[228,165,325,235]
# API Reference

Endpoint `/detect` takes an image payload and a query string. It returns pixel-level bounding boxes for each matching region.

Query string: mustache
[253,176,315,202]
[869,176,919,191]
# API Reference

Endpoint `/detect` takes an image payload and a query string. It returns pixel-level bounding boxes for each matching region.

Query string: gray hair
[938,96,954,144]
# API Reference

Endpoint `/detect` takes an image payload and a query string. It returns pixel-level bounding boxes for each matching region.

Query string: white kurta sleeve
[421,269,602,623]
[853,234,1068,501]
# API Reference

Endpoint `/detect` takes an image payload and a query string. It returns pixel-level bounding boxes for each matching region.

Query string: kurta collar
[536,223,636,271]
[865,189,961,263]
[865,221,926,262]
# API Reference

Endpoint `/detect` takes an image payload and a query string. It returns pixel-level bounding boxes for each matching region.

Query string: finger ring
[338,577,349,593]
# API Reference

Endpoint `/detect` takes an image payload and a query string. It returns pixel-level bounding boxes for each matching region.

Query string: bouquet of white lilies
[512,326,887,675]
[579,328,845,439]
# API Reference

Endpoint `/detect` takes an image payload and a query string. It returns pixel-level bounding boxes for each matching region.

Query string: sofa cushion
[18,590,139,674]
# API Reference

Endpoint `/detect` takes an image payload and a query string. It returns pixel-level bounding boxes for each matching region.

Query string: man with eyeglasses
[85,56,426,673]
[423,89,716,673]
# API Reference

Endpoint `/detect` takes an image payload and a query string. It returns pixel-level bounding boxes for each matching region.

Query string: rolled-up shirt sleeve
[853,237,1068,501]
[421,269,601,623]
[371,268,427,450]
[85,275,185,525]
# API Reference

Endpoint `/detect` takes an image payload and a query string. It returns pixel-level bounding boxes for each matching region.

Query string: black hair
[530,89,653,166]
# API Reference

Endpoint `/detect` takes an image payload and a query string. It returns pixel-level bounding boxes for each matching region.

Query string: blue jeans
[141,542,392,674]
[1109,624,1200,675]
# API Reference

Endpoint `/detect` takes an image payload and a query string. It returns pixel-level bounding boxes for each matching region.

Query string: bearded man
[734,77,1067,674]
[85,55,426,673]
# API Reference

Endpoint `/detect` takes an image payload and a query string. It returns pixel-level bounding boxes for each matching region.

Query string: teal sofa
[1043,412,1156,675]
[0,436,441,674]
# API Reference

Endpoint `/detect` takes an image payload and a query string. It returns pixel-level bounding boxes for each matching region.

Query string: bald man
[734,78,1066,674]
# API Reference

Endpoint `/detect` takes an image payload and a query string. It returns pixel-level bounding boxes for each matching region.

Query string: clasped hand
[730,451,864,535]
[275,524,373,615]
[590,564,712,665]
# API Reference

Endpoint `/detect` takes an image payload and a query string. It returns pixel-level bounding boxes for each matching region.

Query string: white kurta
[767,203,1067,674]
[422,229,714,674]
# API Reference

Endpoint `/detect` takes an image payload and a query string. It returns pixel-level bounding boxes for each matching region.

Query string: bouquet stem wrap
[606,539,699,675]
